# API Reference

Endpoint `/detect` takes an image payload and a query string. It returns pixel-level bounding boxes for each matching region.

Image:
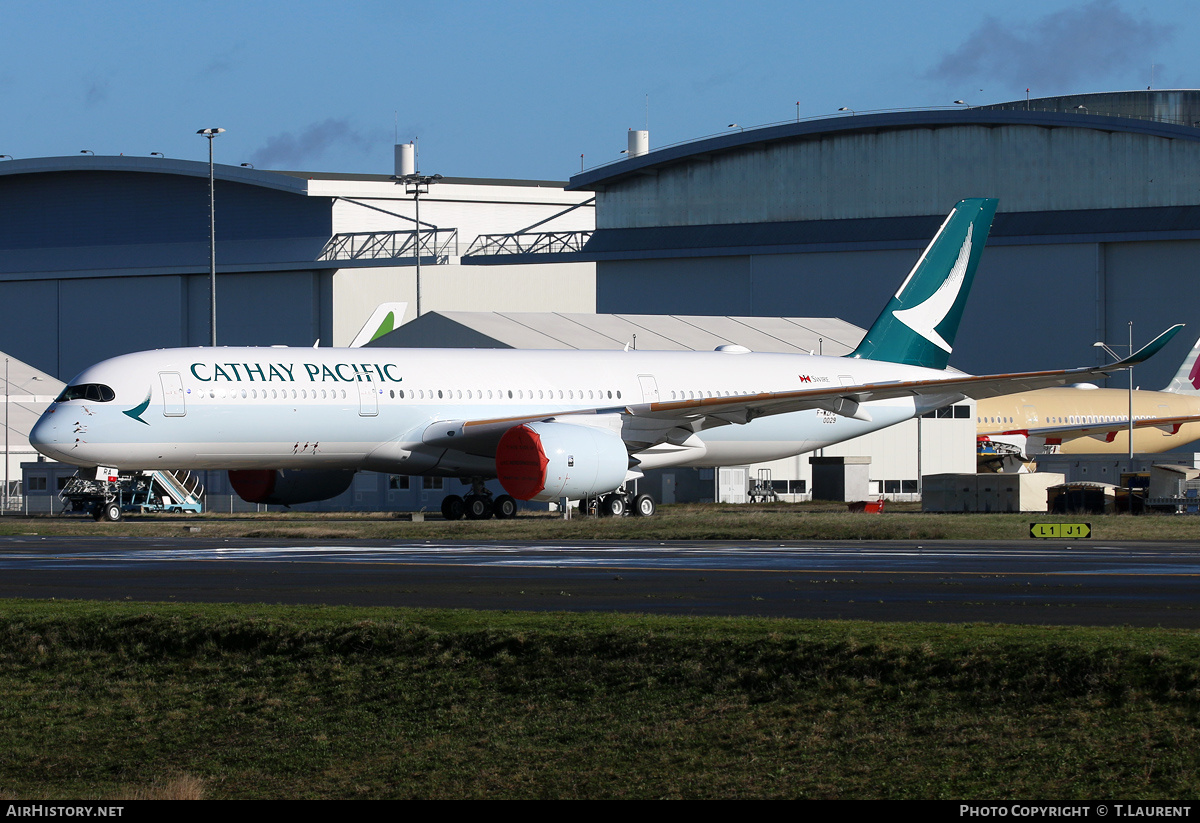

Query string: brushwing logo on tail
[891,223,974,354]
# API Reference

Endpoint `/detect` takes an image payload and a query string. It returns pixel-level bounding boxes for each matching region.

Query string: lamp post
[1094,322,1136,465]
[399,172,442,317]
[3,358,7,516]
[197,128,225,346]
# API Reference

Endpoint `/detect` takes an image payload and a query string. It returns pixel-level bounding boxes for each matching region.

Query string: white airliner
[29,199,1182,520]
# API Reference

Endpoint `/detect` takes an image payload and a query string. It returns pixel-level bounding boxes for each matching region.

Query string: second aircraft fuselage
[976,387,1200,454]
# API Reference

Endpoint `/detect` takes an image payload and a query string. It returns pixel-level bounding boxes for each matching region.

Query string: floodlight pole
[399,173,442,317]
[197,128,225,345]
[1095,323,1136,466]
[1127,322,1134,465]
[3,358,8,516]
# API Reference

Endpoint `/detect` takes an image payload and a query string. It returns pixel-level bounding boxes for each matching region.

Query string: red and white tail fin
[1163,332,1200,395]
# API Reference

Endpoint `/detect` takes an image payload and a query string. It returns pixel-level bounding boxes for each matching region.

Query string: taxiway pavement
[1,536,1198,626]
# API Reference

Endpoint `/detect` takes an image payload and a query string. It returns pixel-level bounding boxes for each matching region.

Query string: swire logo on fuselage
[188,362,404,383]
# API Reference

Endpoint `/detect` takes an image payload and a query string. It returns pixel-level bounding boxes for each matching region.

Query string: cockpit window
[55,383,116,403]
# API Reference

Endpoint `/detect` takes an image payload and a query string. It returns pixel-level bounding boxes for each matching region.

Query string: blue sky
[1,0,1194,181]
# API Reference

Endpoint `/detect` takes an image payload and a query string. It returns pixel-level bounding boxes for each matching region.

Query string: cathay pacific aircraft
[29,199,1182,520]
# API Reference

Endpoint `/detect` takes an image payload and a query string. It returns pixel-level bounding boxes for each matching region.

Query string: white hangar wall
[330,262,595,347]
[293,173,597,346]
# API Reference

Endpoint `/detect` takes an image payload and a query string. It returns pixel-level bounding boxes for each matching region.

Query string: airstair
[747,468,779,503]
[61,469,205,521]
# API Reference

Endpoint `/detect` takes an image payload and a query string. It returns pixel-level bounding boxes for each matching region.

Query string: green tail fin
[848,198,998,369]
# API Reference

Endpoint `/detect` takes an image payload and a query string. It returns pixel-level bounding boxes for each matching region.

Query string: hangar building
[565,90,1200,393]
[0,155,594,382]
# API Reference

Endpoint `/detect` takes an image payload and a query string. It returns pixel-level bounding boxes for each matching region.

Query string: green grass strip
[1,599,1199,799]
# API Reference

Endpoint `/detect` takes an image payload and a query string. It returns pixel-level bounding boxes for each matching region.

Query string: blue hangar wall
[568,96,1200,391]
[0,156,335,381]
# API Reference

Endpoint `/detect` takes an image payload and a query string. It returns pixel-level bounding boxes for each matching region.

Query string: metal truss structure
[318,229,458,263]
[464,230,593,257]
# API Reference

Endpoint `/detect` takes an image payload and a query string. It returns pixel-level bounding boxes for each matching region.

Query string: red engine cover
[496,424,549,501]
[227,469,355,505]
[228,469,276,503]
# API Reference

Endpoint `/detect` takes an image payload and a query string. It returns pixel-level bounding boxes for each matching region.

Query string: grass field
[3,505,1199,799]
[1,600,1199,799]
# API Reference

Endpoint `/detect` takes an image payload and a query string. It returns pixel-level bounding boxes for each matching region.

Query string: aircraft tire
[103,502,122,522]
[493,495,518,519]
[464,494,492,520]
[632,493,656,517]
[602,494,626,517]
[441,495,466,521]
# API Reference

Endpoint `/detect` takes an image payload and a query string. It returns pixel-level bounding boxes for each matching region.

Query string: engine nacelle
[496,422,629,501]
[228,469,356,506]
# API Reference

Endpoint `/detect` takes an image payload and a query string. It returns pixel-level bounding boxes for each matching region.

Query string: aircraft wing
[422,324,1185,457]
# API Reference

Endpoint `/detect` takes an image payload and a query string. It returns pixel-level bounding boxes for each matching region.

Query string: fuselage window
[507,390,513,399]
[616,391,621,400]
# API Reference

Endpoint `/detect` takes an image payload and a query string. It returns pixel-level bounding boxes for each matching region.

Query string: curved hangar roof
[0,155,330,277]
[0,153,310,194]
[568,102,1200,230]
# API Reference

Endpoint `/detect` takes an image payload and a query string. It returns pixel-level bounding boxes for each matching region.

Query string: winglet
[848,198,998,370]
[1107,324,1185,369]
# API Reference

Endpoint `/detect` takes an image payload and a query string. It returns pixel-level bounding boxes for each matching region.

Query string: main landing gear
[440,478,518,521]
[593,489,656,518]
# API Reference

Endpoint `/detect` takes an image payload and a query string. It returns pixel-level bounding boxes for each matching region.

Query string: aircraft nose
[29,407,76,464]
